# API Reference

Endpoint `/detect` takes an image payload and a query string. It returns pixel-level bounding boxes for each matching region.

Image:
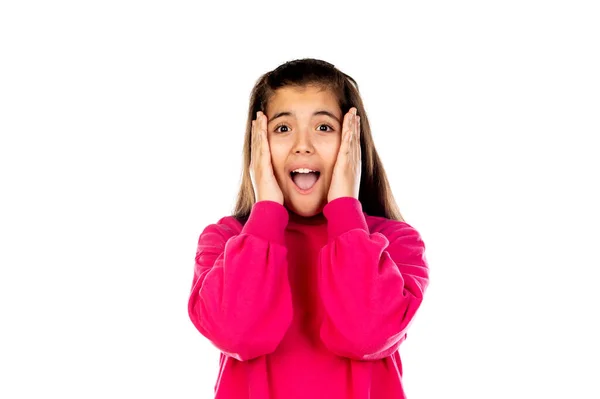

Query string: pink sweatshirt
[188,196,429,399]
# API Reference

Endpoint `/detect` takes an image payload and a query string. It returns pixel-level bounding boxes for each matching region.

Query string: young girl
[188,58,430,399]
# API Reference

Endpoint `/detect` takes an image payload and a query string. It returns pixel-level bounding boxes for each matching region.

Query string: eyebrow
[268,110,341,125]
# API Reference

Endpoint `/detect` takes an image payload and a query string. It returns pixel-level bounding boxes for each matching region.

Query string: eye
[317,124,334,132]
[274,124,290,133]
[273,123,335,133]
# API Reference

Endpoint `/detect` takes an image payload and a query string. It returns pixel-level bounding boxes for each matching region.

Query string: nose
[292,127,314,154]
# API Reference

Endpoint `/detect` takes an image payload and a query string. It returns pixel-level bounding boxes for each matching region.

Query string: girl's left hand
[327,107,362,203]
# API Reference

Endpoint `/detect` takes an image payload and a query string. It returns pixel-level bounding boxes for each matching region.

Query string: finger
[353,114,358,148]
[341,110,353,153]
[356,115,361,162]
[348,111,356,147]
[258,112,269,156]
[250,119,256,168]
[349,114,356,160]
[350,111,358,162]
[252,115,261,165]
[353,115,360,165]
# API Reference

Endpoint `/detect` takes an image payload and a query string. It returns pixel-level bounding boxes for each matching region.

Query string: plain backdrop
[1,1,598,398]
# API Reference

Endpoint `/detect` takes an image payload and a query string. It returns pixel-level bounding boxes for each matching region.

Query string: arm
[187,200,294,361]
[318,197,430,361]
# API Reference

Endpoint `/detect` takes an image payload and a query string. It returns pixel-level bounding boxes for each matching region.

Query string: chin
[290,206,319,217]
[285,197,325,218]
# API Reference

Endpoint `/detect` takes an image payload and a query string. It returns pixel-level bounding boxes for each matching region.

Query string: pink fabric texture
[188,197,429,398]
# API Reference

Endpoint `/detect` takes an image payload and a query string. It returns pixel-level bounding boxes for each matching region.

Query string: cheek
[320,143,340,167]
[267,143,289,182]
[267,142,286,165]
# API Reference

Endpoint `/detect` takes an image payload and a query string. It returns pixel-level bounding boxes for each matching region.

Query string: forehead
[266,85,340,115]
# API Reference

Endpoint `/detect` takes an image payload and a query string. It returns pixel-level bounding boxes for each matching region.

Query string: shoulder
[364,214,425,249]
[364,214,428,269]
[197,215,244,246]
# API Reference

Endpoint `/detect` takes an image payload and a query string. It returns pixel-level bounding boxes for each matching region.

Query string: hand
[250,111,284,205]
[327,107,362,203]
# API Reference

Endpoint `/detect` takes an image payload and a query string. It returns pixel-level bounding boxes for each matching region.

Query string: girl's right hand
[250,111,284,205]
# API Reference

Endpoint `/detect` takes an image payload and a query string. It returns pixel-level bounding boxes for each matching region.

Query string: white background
[1,1,598,398]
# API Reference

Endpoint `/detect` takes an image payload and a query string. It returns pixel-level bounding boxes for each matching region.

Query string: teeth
[292,168,317,174]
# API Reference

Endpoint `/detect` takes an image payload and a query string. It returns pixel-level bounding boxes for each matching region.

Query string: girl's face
[265,85,343,218]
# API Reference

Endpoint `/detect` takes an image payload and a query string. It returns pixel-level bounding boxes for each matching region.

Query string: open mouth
[290,170,321,193]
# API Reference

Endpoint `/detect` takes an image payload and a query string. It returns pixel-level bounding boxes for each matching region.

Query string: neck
[287,207,327,225]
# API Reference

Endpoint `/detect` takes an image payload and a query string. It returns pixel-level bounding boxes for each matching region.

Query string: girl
[188,58,429,399]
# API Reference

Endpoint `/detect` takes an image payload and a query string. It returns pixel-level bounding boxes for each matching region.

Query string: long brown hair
[232,58,404,224]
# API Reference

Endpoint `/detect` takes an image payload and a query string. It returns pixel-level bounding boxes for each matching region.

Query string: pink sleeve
[318,197,430,361]
[187,200,294,362]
